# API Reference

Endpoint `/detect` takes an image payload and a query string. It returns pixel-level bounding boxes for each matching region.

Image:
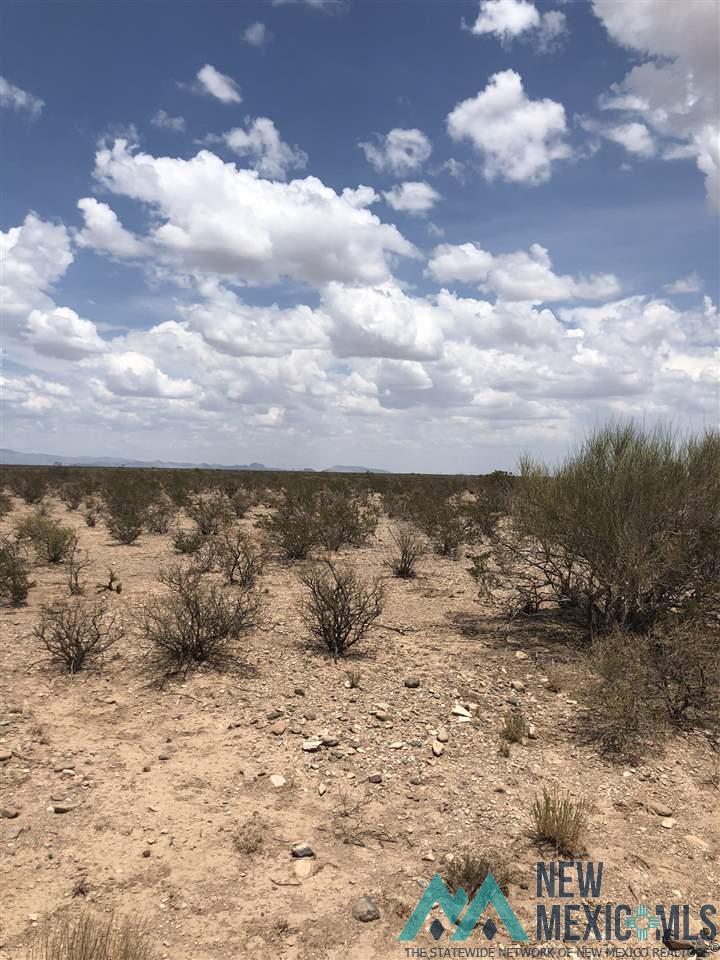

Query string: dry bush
[29,910,151,960]
[233,814,265,855]
[0,536,33,605]
[144,493,177,534]
[141,564,260,674]
[186,492,233,536]
[34,600,121,673]
[66,537,92,596]
[315,490,379,552]
[15,513,75,564]
[531,787,587,856]
[96,567,122,594]
[10,472,47,504]
[500,710,528,743]
[415,496,470,559]
[444,853,513,897]
[257,488,319,561]
[59,482,85,511]
[172,528,206,555]
[386,524,426,579]
[346,668,361,688]
[299,559,384,659]
[82,497,102,528]
[0,492,13,517]
[216,529,265,587]
[188,536,219,574]
[230,488,254,518]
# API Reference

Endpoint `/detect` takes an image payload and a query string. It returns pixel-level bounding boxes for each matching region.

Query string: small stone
[318,783,327,796]
[294,687,305,697]
[527,724,538,740]
[432,741,445,757]
[683,834,710,852]
[269,720,288,736]
[53,802,76,814]
[0,808,19,819]
[304,710,317,721]
[158,752,171,761]
[436,727,449,743]
[291,842,315,859]
[368,772,383,784]
[142,849,151,858]
[515,651,529,660]
[0,751,11,762]
[374,710,389,721]
[302,739,322,752]
[269,774,286,788]
[404,678,421,689]
[321,736,339,747]
[649,800,673,818]
[510,680,526,692]
[267,709,283,721]
[352,896,380,922]
[389,741,403,750]
[294,859,314,880]
[660,817,676,829]
[451,704,471,718]
[422,851,435,862]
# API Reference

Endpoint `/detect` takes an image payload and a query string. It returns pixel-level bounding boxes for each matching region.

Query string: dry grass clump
[233,814,266,855]
[141,564,261,674]
[531,786,587,856]
[386,524,426,579]
[444,853,513,897]
[500,710,528,744]
[299,559,384,659]
[34,600,122,673]
[29,911,152,960]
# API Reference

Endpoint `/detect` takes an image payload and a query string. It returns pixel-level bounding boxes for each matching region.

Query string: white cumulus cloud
[222,117,307,180]
[383,181,441,216]
[0,75,44,117]
[359,128,432,175]
[76,198,146,258]
[195,64,242,104]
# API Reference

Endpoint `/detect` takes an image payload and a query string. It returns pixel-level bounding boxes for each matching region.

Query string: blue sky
[1,0,718,471]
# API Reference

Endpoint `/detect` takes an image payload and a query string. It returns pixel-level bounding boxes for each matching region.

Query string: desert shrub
[172,528,206,554]
[188,536,219,574]
[0,537,33,605]
[66,537,92,596]
[106,508,144,545]
[186,492,233,536]
[144,492,177,534]
[59,481,85,511]
[386,524,426,579]
[15,513,76,563]
[10,472,47,504]
[34,599,121,673]
[29,910,151,960]
[315,490,379,552]
[415,496,469,559]
[500,710,528,744]
[233,814,265,855]
[141,564,260,673]
[531,787,587,856]
[484,424,720,635]
[299,559,384,659]
[444,853,513,897]
[230,488,254,518]
[216,529,265,587]
[0,492,13,517]
[96,567,122,594]
[82,497,103,527]
[258,488,319,561]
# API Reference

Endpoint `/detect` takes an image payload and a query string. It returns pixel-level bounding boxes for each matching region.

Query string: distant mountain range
[0,448,389,474]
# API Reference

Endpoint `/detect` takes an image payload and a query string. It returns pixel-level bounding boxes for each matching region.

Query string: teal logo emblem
[399,873,529,942]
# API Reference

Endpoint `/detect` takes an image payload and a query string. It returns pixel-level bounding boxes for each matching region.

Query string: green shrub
[315,490,379,551]
[186,492,233,536]
[258,488,319,561]
[299,559,384,659]
[415,496,469,559]
[15,513,75,563]
[172,528,206,554]
[386,524,426,579]
[10,472,47,504]
[217,529,265,587]
[144,492,177,534]
[0,492,13,517]
[0,537,33,605]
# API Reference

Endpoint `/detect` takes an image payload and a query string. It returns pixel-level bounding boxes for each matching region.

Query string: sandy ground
[1,497,718,960]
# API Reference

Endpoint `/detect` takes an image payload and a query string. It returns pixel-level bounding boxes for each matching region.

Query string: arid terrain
[1,493,718,960]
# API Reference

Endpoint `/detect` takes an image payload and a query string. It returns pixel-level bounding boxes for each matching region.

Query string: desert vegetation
[0,421,717,956]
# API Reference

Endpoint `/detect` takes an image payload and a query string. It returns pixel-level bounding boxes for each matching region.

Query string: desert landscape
[1,433,718,960]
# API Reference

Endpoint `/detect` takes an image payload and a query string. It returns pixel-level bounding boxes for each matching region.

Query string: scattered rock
[294,687,305,697]
[510,680,526,692]
[52,802,76,814]
[0,751,11,763]
[404,678,421,689]
[304,710,317,721]
[321,736,339,747]
[436,727,449,743]
[432,741,444,757]
[389,741,403,750]
[142,849,151,858]
[158,752,171,761]
[660,817,676,829]
[0,808,19,819]
[318,783,327,796]
[527,724,538,740]
[352,896,380,922]
[302,739,322,752]
[374,710,389,722]
[368,772,383,784]
[267,709,283,721]
[269,775,286,788]
[649,800,673,818]
[294,858,315,880]
[269,720,288,736]
[683,834,710,852]
[291,842,315,859]
[451,704,471,718]
[515,650,529,660]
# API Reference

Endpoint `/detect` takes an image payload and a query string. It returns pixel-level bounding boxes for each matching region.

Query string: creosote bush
[0,537,33,605]
[141,564,261,674]
[29,910,152,960]
[172,528,206,555]
[258,487,319,561]
[216,529,265,587]
[144,493,177,534]
[66,537,92,596]
[34,599,121,673]
[299,559,384,659]
[15,513,76,564]
[186,492,233,536]
[531,787,587,856]
[315,490,379,551]
[0,492,13,517]
[386,524,426,579]
[444,853,513,897]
